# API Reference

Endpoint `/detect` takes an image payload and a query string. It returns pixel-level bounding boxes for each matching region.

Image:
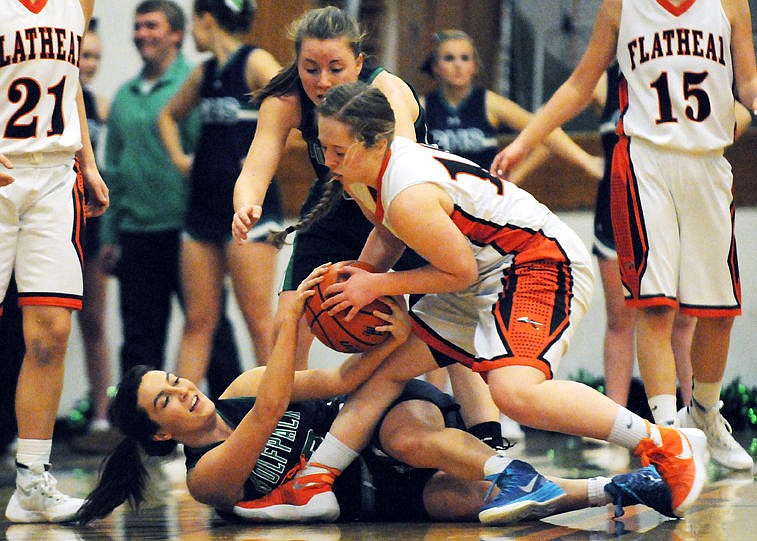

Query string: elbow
[452,263,478,290]
[255,395,289,423]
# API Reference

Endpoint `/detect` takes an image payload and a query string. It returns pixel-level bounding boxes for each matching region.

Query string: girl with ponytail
[230,6,428,370]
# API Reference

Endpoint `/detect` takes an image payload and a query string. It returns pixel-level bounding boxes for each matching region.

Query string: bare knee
[488,368,545,423]
[380,401,444,465]
[23,310,71,365]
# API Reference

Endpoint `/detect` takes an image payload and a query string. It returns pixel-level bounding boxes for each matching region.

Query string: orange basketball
[304,261,391,353]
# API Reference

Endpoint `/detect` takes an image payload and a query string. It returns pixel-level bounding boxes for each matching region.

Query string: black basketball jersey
[188,45,281,228]
[183,397,341,500]
[82,86,103,150]
[424,85,510,169]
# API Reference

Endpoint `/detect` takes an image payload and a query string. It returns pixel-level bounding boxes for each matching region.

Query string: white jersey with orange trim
[616,0,735,152]
[0,0,84,155]
[350,137,594,377]
[350,137,589,275]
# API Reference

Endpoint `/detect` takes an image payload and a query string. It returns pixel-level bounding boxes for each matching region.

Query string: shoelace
[29,472,65,501]
[280,455,308,484]
[699,401,737,443]
[483,468,510,503]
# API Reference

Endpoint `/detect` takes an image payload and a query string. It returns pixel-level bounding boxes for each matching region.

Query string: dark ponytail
[75,365,178,524]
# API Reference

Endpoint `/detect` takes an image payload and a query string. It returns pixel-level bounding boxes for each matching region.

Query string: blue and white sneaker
[604,465,675,518]
[478,459,567,525]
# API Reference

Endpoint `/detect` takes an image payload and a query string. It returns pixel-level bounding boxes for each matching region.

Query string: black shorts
[335,379,465,522]
[592,175,616,259]
[83,215,101,259]
[185,177,283,244]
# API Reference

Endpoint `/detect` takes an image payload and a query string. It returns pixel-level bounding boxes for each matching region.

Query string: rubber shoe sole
[5,492,82,524]
[478,481,566,525]
[233,491,339,523]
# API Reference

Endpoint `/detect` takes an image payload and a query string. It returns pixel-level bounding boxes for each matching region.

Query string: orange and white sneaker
[633,424,707,517]
[233,461,340,523]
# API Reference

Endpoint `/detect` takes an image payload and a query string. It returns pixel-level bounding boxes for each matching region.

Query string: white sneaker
[678,401,754,471]
[5,464,84,523]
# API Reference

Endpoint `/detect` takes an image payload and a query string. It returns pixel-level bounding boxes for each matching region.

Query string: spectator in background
[158,0,282,387]
[422,29,603,183]
[101,0,241,399]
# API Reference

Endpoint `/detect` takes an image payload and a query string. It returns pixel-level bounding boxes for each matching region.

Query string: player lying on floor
[75,265,677,525]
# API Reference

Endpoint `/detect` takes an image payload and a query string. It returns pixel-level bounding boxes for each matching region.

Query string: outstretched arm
[232,95,298,242]
[487,91,603,181]
[728,0,757,113]
[187,266,326,508]
[221,292,412,402]
[490,0,619,178]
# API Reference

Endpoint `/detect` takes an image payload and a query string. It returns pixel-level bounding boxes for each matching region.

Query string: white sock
[588,476,612,506]
[303,432,359,475]
[16,438,52,468]
[483,453,513,478]
[691,379,722,410]
[648,394,678,426]
[607,407,650,450]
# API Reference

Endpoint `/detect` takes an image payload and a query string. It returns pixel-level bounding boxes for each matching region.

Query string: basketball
[304,261,391,353]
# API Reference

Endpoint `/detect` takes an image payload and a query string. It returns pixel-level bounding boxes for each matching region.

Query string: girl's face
[297,38,363,104]
[79,32,102,86]
[433,38,477,89]
[190,12,212,53]
[318,116,382,187]
[137,371,214,440]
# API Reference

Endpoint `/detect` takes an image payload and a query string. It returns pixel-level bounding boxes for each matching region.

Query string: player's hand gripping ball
[304,261,391,353]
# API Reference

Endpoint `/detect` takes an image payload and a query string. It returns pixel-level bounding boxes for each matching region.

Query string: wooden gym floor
[0,428,754,540]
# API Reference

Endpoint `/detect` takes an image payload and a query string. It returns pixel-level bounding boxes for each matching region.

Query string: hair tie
[224,0,245,13]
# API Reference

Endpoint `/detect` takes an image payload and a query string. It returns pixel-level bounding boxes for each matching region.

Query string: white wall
[91,0,208,101]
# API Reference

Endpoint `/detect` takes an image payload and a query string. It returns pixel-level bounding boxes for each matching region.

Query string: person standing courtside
[158,0,283,387]
[101,0,241,397]
[491,0,756,470]
[0,0,109,523]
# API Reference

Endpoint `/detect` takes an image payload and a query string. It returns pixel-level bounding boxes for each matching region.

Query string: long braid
[266,179,343,249]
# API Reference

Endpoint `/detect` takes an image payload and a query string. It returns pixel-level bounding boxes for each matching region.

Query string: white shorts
[410,227,594,380]
[0,154,85,313]
[611,137,741,317]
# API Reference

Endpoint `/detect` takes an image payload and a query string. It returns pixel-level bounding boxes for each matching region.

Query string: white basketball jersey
[0,0,84,155]
[349,137,588,275]
[616,0,735,151]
